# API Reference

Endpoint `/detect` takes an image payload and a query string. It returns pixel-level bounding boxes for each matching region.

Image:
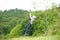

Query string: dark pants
[24,23,31,36]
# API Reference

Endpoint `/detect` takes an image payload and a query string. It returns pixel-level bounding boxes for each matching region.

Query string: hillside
[0,7,60,39]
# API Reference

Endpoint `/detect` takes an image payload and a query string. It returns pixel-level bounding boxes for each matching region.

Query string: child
[24,13,36,36]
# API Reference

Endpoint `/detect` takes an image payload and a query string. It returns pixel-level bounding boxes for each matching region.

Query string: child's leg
[24,23,31,36]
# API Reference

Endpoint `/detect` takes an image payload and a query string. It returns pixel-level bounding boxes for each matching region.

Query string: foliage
[0,7,60,38]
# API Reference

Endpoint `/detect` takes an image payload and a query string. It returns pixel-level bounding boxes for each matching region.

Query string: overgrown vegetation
[0,6,60,39]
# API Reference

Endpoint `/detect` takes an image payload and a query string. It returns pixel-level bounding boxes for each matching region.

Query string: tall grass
[5,35,60,40]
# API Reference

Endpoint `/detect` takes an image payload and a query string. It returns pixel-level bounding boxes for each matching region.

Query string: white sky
[0,0,60,11]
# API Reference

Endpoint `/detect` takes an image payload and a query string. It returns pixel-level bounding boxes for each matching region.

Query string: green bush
[8,24,23,38]
[0,7,60,38]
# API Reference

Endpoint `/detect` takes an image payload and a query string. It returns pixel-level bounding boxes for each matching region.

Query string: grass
[4,35,60,40]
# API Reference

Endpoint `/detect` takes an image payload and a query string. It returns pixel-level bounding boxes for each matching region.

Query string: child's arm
[30,13,32,18]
